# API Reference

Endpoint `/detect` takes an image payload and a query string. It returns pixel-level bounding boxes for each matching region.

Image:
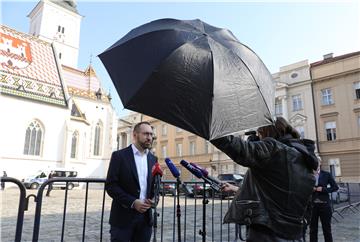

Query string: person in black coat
[211,117,318,241]
[106,122,157,242]
[1,171,7,190]
[46,171,55,197]
[309,162,338,242]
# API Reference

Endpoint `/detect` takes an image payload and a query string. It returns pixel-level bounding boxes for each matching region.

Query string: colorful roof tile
[0,25,67,106]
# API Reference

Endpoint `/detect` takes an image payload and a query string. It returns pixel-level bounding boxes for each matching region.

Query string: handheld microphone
[181,160,221,192]
[190,162,222,185]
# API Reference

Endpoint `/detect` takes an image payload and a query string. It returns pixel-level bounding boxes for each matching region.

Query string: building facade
[273,60,317,142]
[311,52,360,182]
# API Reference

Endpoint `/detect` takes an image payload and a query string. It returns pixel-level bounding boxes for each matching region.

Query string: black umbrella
[99,18,274,140]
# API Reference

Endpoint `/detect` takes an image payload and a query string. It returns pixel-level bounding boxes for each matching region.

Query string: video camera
[245,130,260,142]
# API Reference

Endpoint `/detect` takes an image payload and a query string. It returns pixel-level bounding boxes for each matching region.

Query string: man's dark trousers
[110,213,152,242]
[309,203,333,242]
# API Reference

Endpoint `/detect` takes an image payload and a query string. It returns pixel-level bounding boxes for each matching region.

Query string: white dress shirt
[131,144,149,200]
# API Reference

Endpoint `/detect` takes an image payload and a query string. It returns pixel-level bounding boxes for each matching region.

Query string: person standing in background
[1,171,7,190]
[46,171,55,197]
[310,161,338,242]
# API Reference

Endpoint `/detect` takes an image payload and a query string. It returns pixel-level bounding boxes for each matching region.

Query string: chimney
[323,53,333,60]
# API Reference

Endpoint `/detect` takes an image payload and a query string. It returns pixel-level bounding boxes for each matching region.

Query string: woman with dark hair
[212,117,318,241]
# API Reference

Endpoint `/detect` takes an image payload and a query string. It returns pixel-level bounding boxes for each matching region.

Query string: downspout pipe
[310,66,320,155]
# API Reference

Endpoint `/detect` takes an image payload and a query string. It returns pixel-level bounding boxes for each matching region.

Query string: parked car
[191,183,212,198]
[22,169,79,190]
[217,174,244,186]
[159,181,176,196]
[331,183,349,204]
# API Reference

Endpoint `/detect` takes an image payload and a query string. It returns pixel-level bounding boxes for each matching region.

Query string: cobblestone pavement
[1,188,359,242]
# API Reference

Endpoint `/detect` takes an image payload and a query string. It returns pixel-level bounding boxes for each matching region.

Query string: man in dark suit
[310,162,338,242]
[106,122,157,242]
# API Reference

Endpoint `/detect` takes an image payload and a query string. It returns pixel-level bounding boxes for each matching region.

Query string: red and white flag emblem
[0,33,32,70]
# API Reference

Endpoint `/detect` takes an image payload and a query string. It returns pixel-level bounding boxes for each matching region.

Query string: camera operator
[212,117,318,241]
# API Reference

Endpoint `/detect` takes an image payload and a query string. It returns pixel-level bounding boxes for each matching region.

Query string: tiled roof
[0,25,67,106]
[67,86,110,102]
[62,64,110,102]
[310,51,360,67]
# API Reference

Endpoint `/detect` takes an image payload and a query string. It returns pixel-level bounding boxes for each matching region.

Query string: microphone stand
[152,176,161,242]
[199,181,208,242]
[176,177,182,242]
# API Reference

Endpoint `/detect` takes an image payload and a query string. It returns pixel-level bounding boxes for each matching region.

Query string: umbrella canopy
[99,18,274,140]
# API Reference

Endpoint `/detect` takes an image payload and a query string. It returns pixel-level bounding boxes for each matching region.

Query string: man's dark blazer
[105,145,157,227]
[313,170,338,203]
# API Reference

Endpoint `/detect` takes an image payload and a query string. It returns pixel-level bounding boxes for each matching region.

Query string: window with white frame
[23,120,43,156]
[295,126,305,138]
[275,99,283,116]
[161,144,167,158]
[292,95,303,111]
[161,124,167,136]
[93,121,102,156]
[354,81,360,99]
[321,88,334,105]
[189,141,196,155]
[70,131,79,158]
[121,132,127,149]
[325,121,336,141]
[329,158,341,176]
[176,143,183,157]
[204,141,211,154]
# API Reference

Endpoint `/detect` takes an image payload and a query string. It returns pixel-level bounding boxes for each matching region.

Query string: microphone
[180,160,203,179]
[180,160,221,192]
[152,162,163,207]
[165,158,180,178]
[190,162,222,186]
[164,158,191,195]
[152,162,163,178]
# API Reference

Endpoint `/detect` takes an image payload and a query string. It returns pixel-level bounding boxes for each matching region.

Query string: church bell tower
[28,0,82,68]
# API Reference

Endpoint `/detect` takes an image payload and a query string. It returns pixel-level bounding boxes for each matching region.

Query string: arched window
[23,120,43,156]
[93,121,102,156]
[70,131,79,158]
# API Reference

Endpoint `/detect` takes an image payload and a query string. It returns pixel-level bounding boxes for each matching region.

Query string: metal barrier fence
[1,177,244,242]
[1,177,27,242]
[1,176,359,241]
[331,182,360,222]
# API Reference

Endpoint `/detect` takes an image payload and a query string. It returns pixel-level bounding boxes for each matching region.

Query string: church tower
[28,0,82,68]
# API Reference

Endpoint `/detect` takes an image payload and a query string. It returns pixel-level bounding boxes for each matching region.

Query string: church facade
[0,0,118,180]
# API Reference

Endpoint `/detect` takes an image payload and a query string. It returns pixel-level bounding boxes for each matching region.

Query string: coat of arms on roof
[0,32,32,70]
[0,25,67,107]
